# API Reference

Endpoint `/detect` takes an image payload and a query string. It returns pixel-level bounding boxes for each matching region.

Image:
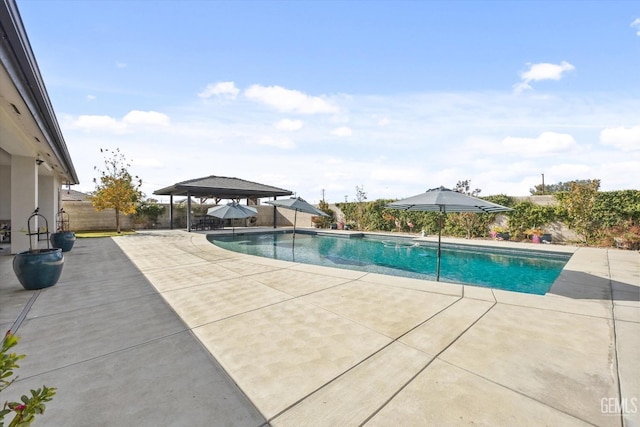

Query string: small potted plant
[311,215,324,229]
[612,221,640,250]
[13,209,64,290]
[50,208,76,252]
[526,228,543,243]
[490,225,503,239]
[491,226,509,241]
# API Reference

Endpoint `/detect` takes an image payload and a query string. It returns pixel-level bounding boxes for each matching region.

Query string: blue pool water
[207,232,571,295]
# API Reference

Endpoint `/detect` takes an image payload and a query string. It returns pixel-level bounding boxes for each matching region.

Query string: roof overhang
[0,0,79,184]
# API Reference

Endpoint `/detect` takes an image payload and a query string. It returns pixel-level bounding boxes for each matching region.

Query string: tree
[355,185,367,203]
[530,179,596,195]
[354,185,368,229]
[91,148,142,233]
[454,179,481,197]
[555,179,601,244]
[135,199,166,229]
[315,199,335,228]
[506,200,556,240]
[449,180,485,239]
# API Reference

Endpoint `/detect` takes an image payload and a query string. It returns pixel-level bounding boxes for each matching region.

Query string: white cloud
[275,119,303,131]
[331,126,353,137]
[545,162,592,178]
[61,89,640,203]
[502,132,577,157]
[244,84,339,114]
[198,81,239,99]
[369,167,424,184]
[66,110,169,133]
[632,18,640,36]
[86,94,96,101]
[324,169,351,181]
[600,125,640,151]
[116,61,127,68]
[378,117,390,126]
[123,110,170,127]
[69,115,125,133]
[514,61,575,93]
[256,136,296,149]
[325,157,345,165]
[134,157,164,168]
[596,160,640,190]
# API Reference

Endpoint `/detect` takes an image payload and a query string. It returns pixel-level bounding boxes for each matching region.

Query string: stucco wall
[0,166,10,219]
[515,195,558,206]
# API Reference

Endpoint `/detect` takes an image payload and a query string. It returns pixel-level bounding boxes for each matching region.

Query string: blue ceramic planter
[50,231,76,252]
[13,248,64,290]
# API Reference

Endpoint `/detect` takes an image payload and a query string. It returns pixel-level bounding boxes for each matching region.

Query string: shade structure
[266,197,329,248]
[206,202,257,235]
[387,186,512,281]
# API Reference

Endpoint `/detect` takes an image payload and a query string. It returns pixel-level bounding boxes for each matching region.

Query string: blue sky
[17,0,640,203]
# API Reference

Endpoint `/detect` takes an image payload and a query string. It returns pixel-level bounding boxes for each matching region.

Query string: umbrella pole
[436,210,443,281]
[292,210,297,251]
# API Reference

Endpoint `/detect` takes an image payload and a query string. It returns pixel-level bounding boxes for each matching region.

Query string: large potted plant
[50,208,76,252]
[12,209,64,290]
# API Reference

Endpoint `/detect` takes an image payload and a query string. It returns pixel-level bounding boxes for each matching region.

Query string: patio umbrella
[387,186,512,281]
[206,202,257,236]
[266,197,329,248]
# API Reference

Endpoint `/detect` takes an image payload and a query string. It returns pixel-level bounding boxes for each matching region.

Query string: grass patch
[75,231,136,238]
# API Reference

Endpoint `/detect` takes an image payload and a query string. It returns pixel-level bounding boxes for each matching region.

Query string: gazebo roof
[153,175,293,199]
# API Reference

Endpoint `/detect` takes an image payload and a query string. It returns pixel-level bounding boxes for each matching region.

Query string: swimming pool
[207,231,571,295]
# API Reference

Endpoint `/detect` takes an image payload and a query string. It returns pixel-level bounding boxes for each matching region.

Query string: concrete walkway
[1,230,638,426]
[0,236,266,426]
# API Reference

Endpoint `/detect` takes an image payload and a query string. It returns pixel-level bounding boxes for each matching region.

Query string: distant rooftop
[61,189,90,202]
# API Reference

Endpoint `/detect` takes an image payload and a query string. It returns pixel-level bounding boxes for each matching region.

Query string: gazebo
[153,175,293,231]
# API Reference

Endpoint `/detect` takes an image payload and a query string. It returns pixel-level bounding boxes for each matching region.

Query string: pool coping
[207,228,575,296]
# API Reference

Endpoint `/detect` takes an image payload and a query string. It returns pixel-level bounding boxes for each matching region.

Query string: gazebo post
[169,194,174,230]
[272,196,277,228]
[186,191,192,232]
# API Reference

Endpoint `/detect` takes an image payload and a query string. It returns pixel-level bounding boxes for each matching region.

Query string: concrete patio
[1,229,638,426]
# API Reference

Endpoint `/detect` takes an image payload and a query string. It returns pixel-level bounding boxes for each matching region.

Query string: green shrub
[1,333,56,427]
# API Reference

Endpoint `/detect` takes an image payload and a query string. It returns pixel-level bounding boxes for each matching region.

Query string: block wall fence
[60,201,313,232]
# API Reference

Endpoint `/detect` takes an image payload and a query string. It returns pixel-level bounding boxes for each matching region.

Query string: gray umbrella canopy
[207,202,257,218]
[387,186,512,213]
[266,197,329,217]
[266,197,328,247]
[387,187,512,281]
[206,202,257,235]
